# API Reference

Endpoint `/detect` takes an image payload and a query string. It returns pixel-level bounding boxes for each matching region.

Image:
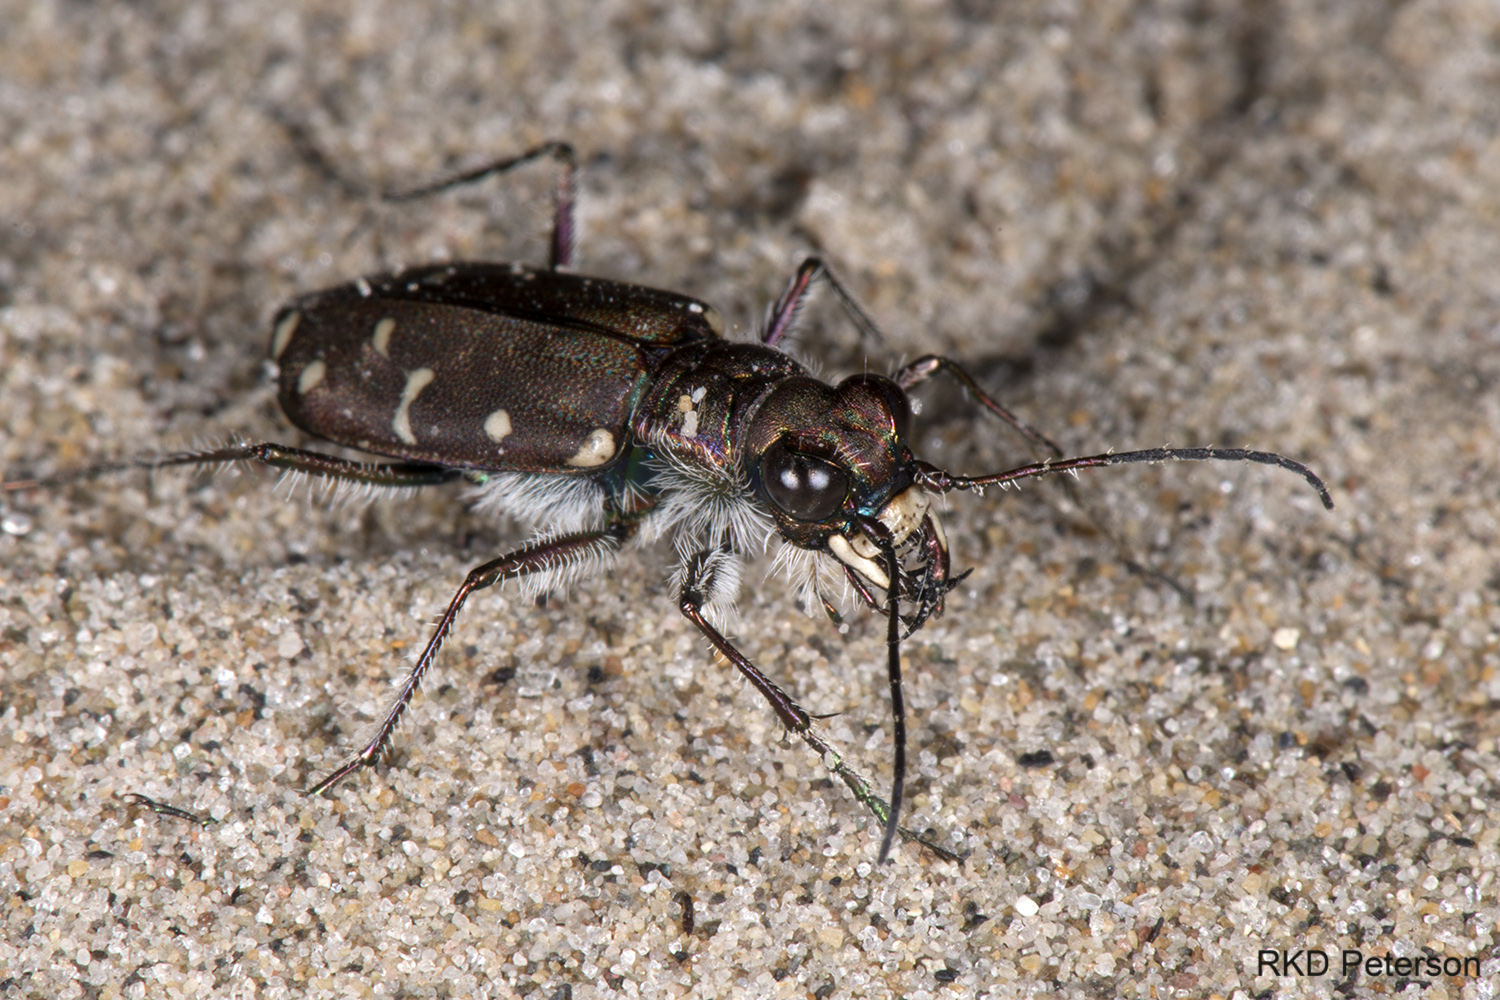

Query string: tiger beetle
[5,141,1334,864]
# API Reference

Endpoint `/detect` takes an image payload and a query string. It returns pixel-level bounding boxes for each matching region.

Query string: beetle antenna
[877,543,905,865]
[916,446,1334,510]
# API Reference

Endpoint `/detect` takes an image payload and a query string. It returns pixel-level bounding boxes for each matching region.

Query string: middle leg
[309,518,633,795]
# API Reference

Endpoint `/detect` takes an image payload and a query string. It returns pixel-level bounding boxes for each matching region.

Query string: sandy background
[2,1,1498,998]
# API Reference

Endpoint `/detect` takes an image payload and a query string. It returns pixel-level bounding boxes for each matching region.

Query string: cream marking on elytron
[677,395,700,439]
[271,311,300,359]
[371,317,396,358]
[564,428,615,467]
[391,367,436,445]
[482,408,513,444]
[296,359,326,395]
[676,386,708,438]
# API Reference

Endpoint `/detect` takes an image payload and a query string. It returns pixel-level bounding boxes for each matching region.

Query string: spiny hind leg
[4,442,461,494]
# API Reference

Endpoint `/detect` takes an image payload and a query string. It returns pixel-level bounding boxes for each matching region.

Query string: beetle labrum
[5,142,1333,863]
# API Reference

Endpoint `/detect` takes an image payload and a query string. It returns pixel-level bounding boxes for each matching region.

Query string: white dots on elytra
[676,394,700,439]
[565,429,616,468]
[371,317,396,358]
[391,368,436,445]
[271,311,301,359]
[297,359,326,394]
[483,409,513,444]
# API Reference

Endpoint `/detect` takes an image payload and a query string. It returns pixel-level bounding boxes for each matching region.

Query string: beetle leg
[309,520,632,796]
[315,137,578,270]
[893,355,1064,459]
[272,120,579,269]
[381,141,578,272]
[2,442,461,494]
[678,548,812,734]
[546,144,578,271]
[762,256,886,349]
[678,547,958,862]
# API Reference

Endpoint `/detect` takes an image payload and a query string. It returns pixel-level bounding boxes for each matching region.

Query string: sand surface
[2,2,1497,997]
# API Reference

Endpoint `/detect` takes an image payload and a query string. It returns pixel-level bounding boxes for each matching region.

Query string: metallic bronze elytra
[2,141,1334,864]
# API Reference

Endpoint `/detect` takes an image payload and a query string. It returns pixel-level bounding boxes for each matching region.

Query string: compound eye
[759,440,849,523]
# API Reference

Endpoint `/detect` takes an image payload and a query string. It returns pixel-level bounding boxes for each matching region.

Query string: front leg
[676,548,959,863]
[677,548,810,733]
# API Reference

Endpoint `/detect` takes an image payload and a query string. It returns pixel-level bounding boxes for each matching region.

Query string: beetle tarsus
[4,442,462,494]
[122,792,212,826]
[275,122,578,273]
[381,141,579,271]
[681,545,956,862]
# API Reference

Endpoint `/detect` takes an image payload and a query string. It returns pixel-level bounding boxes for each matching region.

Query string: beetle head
[746,374,953,626]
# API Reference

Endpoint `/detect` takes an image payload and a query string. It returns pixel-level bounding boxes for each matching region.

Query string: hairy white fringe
[508,529,623,602]
[768,540,854,618]
[464,472,608,535]
[771,339,824,383]
[639,444,776,558]
[670,547,745,634]
[269,466,427,509]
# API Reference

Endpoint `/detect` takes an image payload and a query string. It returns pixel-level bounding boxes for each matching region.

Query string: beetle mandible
[4,142,1333,863]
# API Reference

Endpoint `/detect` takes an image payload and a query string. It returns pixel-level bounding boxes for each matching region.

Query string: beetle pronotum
[4,142,1332,863]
